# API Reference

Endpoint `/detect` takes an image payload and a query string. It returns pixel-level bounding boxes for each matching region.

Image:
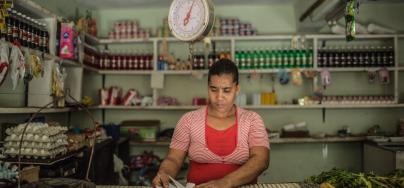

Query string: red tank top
[187,108,240,185]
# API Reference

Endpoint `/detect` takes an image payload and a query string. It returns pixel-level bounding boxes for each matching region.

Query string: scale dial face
[168,0,214,42]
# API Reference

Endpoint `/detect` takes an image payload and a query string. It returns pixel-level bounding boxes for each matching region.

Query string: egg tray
[4,146,68,159]
[5,124,68,137]
[2,148,83,165]
[4,139,68,150]
[4,134,67,143]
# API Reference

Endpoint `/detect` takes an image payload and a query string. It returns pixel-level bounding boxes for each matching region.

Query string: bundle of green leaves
[305,168,404,188]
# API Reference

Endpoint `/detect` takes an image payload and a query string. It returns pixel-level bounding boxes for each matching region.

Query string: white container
[64,67,83,104]
[28,60,53,107]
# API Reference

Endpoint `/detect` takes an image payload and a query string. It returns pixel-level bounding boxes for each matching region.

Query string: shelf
[129,136,366,147]
[0,107,77,114]
[85,34,404,45]
[14,0,60,19]
[312,34,397,39]
[79,67,403,75]
[94,105,199,110]
[55,57,82,67]
[94,104,404,110]
[97,70,153,75]
[271,136,365,144]
[82,65,153,75]
[157,70,209,75]
[85,33,155,45]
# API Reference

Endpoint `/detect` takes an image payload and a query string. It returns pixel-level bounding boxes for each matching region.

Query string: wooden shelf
[129,136,365,147]
[0,107,77,114]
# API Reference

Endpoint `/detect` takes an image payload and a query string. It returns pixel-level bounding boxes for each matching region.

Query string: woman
[152,59,270,188]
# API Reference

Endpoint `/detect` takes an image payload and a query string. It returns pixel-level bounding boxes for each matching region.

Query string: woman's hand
[195,178,232,188]
[152,171,170,188]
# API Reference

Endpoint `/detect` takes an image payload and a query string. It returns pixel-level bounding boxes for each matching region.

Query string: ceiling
[73,0,299,9]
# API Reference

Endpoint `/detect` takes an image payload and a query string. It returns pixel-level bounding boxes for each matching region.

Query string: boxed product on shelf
[108,20,151,39]
[99,87,152,106]
[218,17,257,36]
[59,22,79,60]
[28,60,54,107]
[121,120,160,142]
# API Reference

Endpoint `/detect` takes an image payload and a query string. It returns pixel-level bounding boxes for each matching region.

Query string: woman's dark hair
[208,58,239,85]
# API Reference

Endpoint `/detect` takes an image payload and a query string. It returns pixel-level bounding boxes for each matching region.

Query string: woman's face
[208,74,239,113]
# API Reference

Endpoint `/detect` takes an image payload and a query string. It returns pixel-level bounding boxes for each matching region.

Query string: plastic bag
[0,42,9,87]
[52,63,67,107]
[378,68,390,85]
[321,69,331,89]
[10,45,25,90]
[291,69,303,86]
[278,69,289,85]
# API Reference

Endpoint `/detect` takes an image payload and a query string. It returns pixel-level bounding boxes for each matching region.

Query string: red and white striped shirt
[170,106,270,165]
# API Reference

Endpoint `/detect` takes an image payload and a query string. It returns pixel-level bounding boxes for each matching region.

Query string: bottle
[376,46,382,67]
[307,48,313,68]
[264,50,271,69]
[271,49,277,69]
[44,24,49,53]
[6,9,13,42]
[345,46,353,67]
[128,51,134,70]
[340,47,346,67]
[251,49,258,69]
[1,9,11,40]
[295,50,302,68]
[234,50,241,68]
[26,16,33,48]
[245,50,252,69]
[239,50,246,70]
[149,53,154,70]
[388,46,394,67]
[381,46,388,67]
[353,46,359,67]
[32,20,39,49]
[20,14,28,47]
[282,48,288,68]
[11,10,19,43]
[358,46,365,67]
[37,22,44,52]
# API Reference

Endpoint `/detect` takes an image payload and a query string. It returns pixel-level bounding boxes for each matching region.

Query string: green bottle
[240,51,246,70]
[295,50,301,68]
[289,50,295,68]
[251,50,258,69]
[235,51,241,68]
[258,50,265,69]
[265,50,271,69]
[245,51,252,69]
[307,48,313,68]
[282,49,288,69]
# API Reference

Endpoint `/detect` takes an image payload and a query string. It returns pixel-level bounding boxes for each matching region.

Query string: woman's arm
[152,148,187,188]
[224,146,270,187]
[197,146,269,188]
